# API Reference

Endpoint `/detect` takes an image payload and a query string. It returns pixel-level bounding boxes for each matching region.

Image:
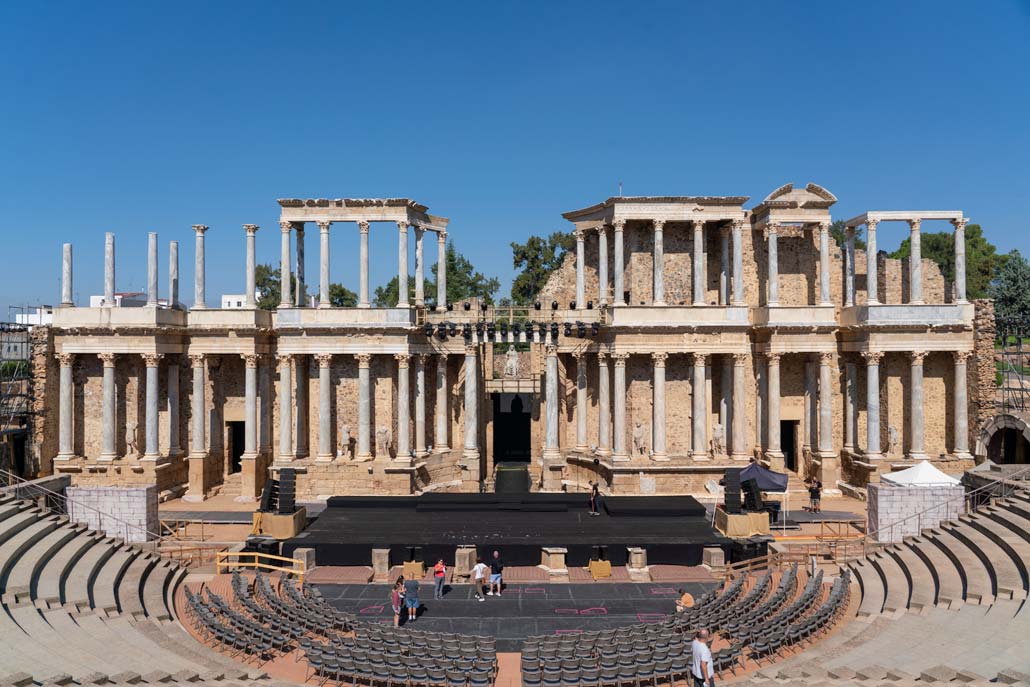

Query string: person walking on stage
[471,557,488,601]
[691,628,715,687]
[487,550,504,597]
[403,574,421,622]
[807,478,823,514]
[589,480,601,516]
[390,579,404,627]
[433,558,447,599]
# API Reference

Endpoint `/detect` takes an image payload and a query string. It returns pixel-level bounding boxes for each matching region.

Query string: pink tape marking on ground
[523,587,546,594]
[579,607,608,616]
[359,605,385,615]
[554,608,580,615]
[649,587,678,595]
[636,613,666,623]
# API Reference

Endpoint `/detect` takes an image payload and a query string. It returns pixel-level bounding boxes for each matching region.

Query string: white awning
[881,460,961,487]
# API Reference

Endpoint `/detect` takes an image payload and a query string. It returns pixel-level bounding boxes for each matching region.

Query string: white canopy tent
[881,460,960,487]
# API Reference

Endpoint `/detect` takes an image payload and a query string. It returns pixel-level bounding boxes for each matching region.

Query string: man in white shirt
[470,558,488,602]
[691,628,714,687]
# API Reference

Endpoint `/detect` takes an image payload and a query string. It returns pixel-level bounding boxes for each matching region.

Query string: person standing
[589,480,601,516]
[471,557,488,602]
[390,579,404,627]
[691,629,714,687]
[433,558,447,600]
[487,550,504,597]
[808,478,822,514]
[403,574,421,622]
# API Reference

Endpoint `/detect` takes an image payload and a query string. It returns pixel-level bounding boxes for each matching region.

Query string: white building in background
[15,306,54,327]
[88,292,149,308]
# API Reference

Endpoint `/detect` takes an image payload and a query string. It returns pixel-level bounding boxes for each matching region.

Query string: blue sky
[2,1,1029,313]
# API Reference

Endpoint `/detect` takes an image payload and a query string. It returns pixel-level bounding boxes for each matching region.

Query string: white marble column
[692,353,708,459]
[143,353,162,460]
[575,229,586,308]
[167,359,180,457]
[766,225,779,306]
[415,354,427,456]
[574,352,588,451]
[104,232,115,306]
[597,352,611,456]
[612,353,629,459]
[278,354,294,461]
[543,345,560,459]
[243,354,259,459]
[414,229,425,307]
[99,353,117,460]
[692,220,704,306]
[731,353,749,460]
[653,220,666,305]
[397,221,409,308]
[732,219,745,306]
[844,360,856,453]
[357,221,370,308]
[57,353,75,460]
[818,353,835,458]
[436,231,447,311]
[719,227,730,305]
[316,354,333,461]
[953,350,972,459]
[908,350,927,459]
[766,352,783,461]
[279,221,293,307]
[909,219,924,304]
[356,354,372,459]
[295,225,306,307]
[395,354,411,459]
[240,224,257,308]
[295,356,308,458]
[317,221,331,308]
[189,354,206,459]
[193,224,207,309]
[719,356,731,436]
[613,220,626,306]
[818,222,832,305]
[169,241,179,309]
[597,225,609,306]
[435,355,449,450]
[652,352,668,460]
[866,219,879,304]
[952,218,968,303]
[147,232,159,307]
[862,351,883,459]
[845,228,856,307]
[61,243,73,306]
[463,345,479,463]
[804,360,818,450]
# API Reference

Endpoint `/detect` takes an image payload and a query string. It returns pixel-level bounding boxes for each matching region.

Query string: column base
[952,451,973,461]
[653,301,667,306]
[596,448,612,457]
[397,303,410,309]
[651,453,669,462]
[358,303,371,309]
[863,451,884,461]
[542,448,562,462]
[55,452,76,462]
[574,444,589,453]
[433,445,450,453]
[275,456,295,465]
[907,452,928,461]
[611,452,630,462]
[97,453,118,462]
[355,453,374,462]
[766,450,784,470]
[315,453,335,463]
[141,452,162,462]
[692,451,711,462]
[167,449,185,459]
[730,452,750,462]
[414,449,429,459]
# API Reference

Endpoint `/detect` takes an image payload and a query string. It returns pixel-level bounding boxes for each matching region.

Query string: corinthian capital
[192,224,208,235]
[651,351,668,366]
[908,218,921,233]
[395,353,411,368]
[396,220,409,233]
[862,350,884,365]
[910,350,927,364]
[355,353,372,367]
[692,352,707,366]
[316,220,332,233]
[732,353,749,366]
[142,353,164,367]
[242,353,260,368]
[357,220,370,234]
[953,349,972,363]
[243,223,259,235]
[612,219,626,232]
[574,228,586,241]
[315,353,333,368]
[279,221,293,234]
[188,353,206,368]
[612,352,629,366]
[653,219,665,232]
[765,351,781,364]
[98,352,117,366]
[951,217,968,232]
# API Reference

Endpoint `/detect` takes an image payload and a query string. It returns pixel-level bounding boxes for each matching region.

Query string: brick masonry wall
[29,326,56,476]
[66,484,158,543]
[867,483,964,543]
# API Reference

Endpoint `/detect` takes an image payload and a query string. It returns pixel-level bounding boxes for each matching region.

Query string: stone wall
[66,484,158,543]
[867,482,964,543]
[972,299,997,448]
[29,326,56,477]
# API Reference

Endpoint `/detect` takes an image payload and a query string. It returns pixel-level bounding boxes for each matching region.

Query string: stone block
[292,547,316,572]
[997,670,1030,685]
[920,666,958,683]
[42,675,75,686]
[626,546,648,570]
[541,546,569,575]
[853,665,888,681]
[108,673,141,685]
[453,545,476,580]
[1,673,35,687]
[702,546,725,567]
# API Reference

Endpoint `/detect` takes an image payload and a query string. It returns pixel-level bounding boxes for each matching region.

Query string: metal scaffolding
[0,322,32,476]
[996,317,1029,413]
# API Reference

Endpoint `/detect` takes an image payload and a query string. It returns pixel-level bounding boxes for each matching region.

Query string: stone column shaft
[953,218,968,302]
[863,352,883,458]
[845,229,856,307]
[99,353,117,460]
[543,346,560,458]
[612,354,628,459]
[166,361,179,455]
[169,241,179,309]
[278,355,293,460]
[57,354,74,459]
[652,353,667,460]
[954,351,971,457]
[318,221,331,307]
[692,221,704,306]
[189,355,206,458]
[295,227,305,307]
[653,220,665,305]
[766,226,779,306]
[574,353,588,451]
[731,354,749,460]
[147,232,159,306]
[357,354,372,458]
[280,222,293,307]
[144,354,162,459]
[415,355,427,455]
[844,361,856,452]
[316,355,333,460]
[598,226,609,306]
[719,228,730,305]
[61,243,74,306]
[414,229,425,307]
[909,351,926,458]
[819,223,832,305]
[193,225,207,309]
[766,353,782,458]
[909,219,924,304]
[692,353,708,459]
[574,229,586,307]
[866,220,879,304]
[818,353,834,456]
[243,355,258,457]
[463,347,479,461]
[719,357,731,434]
[358,222,370,308]
[245,225,258,308]
[613,221,626,306]
[435,355,449,450]
[597,353,611,455]
[396,355,411,458]
[104,232,115,306]
[732,220,745,305]
[436,232,447,311]
[397,222,409,308]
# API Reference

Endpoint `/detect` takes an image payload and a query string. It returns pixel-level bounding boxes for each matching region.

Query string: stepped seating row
[0,493,258,681]
[848,489,1030,618]
[729,663,1030,686]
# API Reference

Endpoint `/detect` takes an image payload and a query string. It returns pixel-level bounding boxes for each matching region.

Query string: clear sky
[2,1,1029,314]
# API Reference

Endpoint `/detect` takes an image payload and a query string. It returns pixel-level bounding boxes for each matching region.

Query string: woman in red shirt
[390,579,404,627]
[433,559,447,600]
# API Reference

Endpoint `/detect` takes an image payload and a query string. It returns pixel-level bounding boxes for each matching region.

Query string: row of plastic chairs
[304,647,492,687]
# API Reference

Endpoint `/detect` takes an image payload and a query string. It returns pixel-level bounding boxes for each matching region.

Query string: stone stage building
[30,185,997,501]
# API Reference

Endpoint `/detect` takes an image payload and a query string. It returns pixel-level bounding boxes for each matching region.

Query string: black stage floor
[317,581,718,652]
[283,493,728,568]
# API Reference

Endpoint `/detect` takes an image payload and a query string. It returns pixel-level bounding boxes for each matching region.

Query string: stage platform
[282,493,730,568]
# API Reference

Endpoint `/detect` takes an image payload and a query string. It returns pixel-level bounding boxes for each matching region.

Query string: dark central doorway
[493,393,532,493]
[781,420,799,472]
[227,421,245,474]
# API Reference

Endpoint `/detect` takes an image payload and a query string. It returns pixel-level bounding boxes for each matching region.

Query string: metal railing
[215,550,306,581]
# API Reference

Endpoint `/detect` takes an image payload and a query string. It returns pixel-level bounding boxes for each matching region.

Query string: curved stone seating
[962,512,1030,593]
[905,534,965,608]
[925,527,993,604]
[883,544,935,612]
[850,558,886,617]
[869,551,909,615]
[943,518,1024,599]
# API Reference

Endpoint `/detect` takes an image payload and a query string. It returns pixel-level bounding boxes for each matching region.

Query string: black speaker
[591,545,608,561]
[741,478,762,512]
[277,469,298,515]
[413,546,424,563]
[723,468,742,514]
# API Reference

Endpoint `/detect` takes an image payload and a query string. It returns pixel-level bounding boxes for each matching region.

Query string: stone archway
[976,413,1030,464]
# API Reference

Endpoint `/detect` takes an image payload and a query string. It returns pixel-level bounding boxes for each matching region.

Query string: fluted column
[397,221,409,308]
[295,356,308,458]
[317,221,331,307]
[574,229,586,308]
[573,352,588,451]
[295,225,306,306]
[143,353,162,460]
[692,353,708,460]
[765,352,783,463]
[278,354,294,461]
[61,243,73,306]
[104,232,115,306]
[866,219,879,304]
[844,360,856,453]
[435,355,449,450]
[766,225,779,306]
[415,354,427,456]
[909,219,923,304]
[818,222,832,305]
[953,350,972,459]
[652,220,666,305]
[597,352,611,456]
[862,351,883,459]
[613,220,626,306]
[732,219,745,306]
[395,354,411,459]
[356,354,372,459]
[279,222,293,307]
[612,353,628,460]
[818,353,834,457]
[193,224,207,309]
[908,350,927,459]
[692,220,704,306]
[57,353,75,460]
[244,225,258,308]
[243,354,259,459]
[463,345,479,463]
[543,345,560,459]
[316,354,333,461]
[652,352,668,460]
[99,353,117,460]
[719,227,730,305]
[436,231,447,311]
[597,225,609,306]
[952,217,968,303]
[845,228,856,307]
[414,229,425,307]
[169,241,179,309]
[189,354,206,459]
[147,232,159,306]
[731,353,749,460]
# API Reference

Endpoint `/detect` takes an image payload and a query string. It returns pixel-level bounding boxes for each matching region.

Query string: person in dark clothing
[807,479,822,514]
[487,550,503,596]
[589,481,601,516]
[403,576,420,621]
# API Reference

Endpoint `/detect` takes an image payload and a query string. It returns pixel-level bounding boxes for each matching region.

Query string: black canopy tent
[740,462,789,492]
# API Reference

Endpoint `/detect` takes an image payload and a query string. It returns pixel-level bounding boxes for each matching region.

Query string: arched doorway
[976,414,1030,464]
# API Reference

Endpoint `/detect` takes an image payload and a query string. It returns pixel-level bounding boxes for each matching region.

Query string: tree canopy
[510,231,576,305]
[888,223,1003,300]
[373,276,433,308]
[372,241,499,307]
[255,263,356,309]
[829,220,865,250]
[990,250,1030,322]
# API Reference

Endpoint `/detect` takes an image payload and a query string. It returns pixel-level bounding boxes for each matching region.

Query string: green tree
[430,241,500,305]
[255,263,356,308]
[990,250,1030,322]
[889,224,1003,299]
[328,283,358,307]
[829,220,865,250]
[372,276,433,308]
[510,231,576,305]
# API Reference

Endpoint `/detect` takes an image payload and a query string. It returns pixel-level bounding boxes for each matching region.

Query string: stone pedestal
[372,548,391,582]
[454,545,477,581]
[702,546,725,568]
[541,547,569,577]
[293,547,316,572]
